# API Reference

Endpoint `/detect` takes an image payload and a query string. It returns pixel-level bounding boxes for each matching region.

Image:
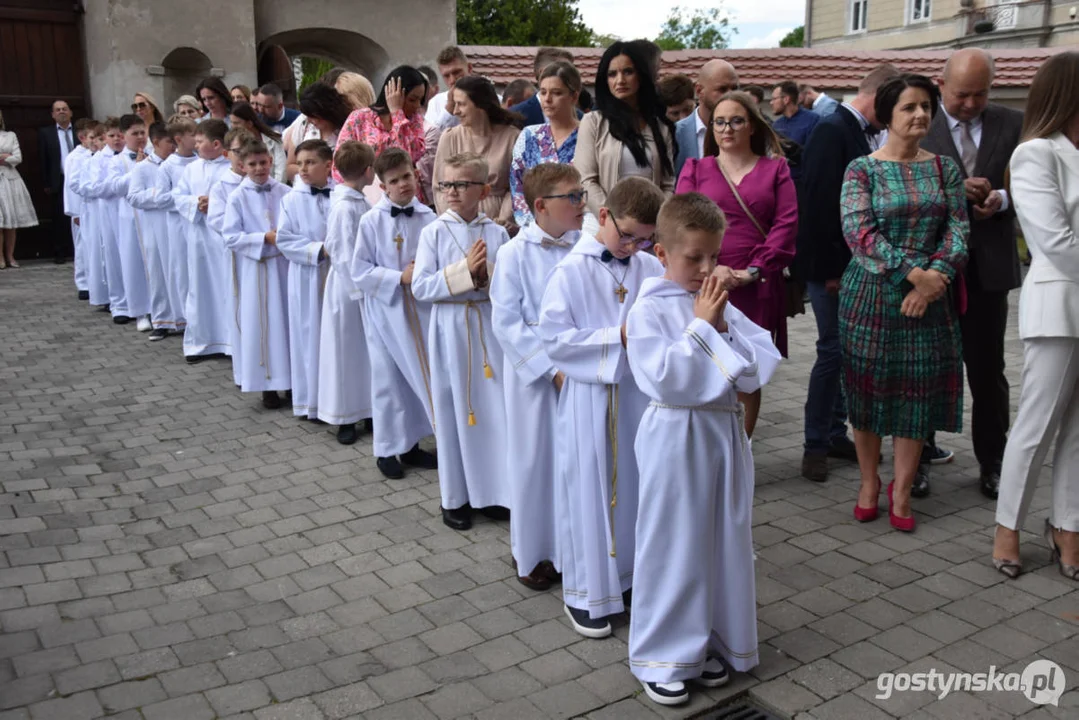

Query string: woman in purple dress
[676,91,798,437]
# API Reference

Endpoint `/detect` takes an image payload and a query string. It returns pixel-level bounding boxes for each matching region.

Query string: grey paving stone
[54,659,121,694]
[750,677,822,717]
[140,693,218,720]
[26,690,103,720]
[206,679,272,716]
[367,666,437,704]
[96,678,168,712]
[263,666,334,702]
[312,682,383,719]
[252,698,325,720]
[114,647,181,680]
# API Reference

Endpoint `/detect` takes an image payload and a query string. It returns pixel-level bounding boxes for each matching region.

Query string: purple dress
[676,155,798,355]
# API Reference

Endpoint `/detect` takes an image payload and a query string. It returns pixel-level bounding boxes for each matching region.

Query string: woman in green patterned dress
[839,74,969,533]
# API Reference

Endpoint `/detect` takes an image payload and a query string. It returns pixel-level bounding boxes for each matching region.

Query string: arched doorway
[257,44,295,104]
[258,28,390,96]
[161,47,214,111]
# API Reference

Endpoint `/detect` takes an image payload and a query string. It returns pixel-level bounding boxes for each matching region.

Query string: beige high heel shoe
[1044,519,1079,581]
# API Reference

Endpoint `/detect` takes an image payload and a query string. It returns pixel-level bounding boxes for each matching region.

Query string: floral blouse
[335,107,426,199]
[509,123,579,226]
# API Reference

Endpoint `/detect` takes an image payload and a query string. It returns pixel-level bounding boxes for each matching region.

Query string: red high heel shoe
[887,481,916,532]
[853,477,881,522]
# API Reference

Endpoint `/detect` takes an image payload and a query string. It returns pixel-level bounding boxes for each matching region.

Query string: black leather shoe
[442,504,472,531]
[980,468,1000,500]
[911,465,931,498]
[113,315,133,325]
[478,505,509,522]
[97,304,110,312]
[77,290,89,301]
[261,391,282,409]
[400,444,437,470]
[361,418,374,434]
[827,436,859,462]
[377,456,404,479]
[622,587,632,610]
[801,452,828,482]
[336,423,358,445]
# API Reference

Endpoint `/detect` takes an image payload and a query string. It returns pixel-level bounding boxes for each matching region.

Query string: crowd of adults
[2,43,1077,578]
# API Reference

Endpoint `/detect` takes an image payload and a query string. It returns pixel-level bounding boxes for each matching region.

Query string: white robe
[83,147,127,316]
[110,150,151,318]
[490,223,577,574]
[351,197,436,457]
[64,145,91,292]
[162,153,198,329]
[317,185,372,426]
[276,182,332,418]
[128,154,180,329]
[208,170,244,385]
[412,211,510,511]
[76,148,110,306]
[174,155,232,357]
[626,277,781,680]
[223,177,292,392]
[539,237,663,618]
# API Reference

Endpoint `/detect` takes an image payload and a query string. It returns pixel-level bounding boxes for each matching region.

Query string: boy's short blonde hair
[238,139,269,160]
[605,176,665,225]
[224,128,256,149]
[442,152,489,184]
[656,192,727,246]
[166,117,197,138]
[335,141,375,181]
[522,163,581,215]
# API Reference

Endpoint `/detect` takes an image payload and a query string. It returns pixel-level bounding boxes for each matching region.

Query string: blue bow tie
[252,182,272,193]
[600,249,630,266]
[310,186,331,197]
[128,152,138,160]
[390,205,414,218]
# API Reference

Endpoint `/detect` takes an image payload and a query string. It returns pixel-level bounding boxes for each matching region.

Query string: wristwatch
[746,266,761,282]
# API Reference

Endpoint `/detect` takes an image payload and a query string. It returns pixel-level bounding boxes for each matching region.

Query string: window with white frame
[910,0,931,21]
[850,0,868,32]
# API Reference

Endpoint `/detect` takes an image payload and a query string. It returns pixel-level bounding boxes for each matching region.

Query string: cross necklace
[595,257,631,303]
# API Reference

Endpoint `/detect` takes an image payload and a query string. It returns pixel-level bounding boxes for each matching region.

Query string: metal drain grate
[699,701,784,720]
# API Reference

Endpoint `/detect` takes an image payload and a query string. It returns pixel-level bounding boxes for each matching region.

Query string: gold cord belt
[607,385,620,558]
[403,288,435,427]
[648,401,748,453]
[435,298,493,426]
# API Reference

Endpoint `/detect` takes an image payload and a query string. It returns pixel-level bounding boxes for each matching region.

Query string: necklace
[594,255,631,303]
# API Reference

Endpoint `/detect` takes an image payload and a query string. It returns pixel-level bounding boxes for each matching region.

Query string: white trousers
[72,218,88,291]
[997,337,1079,532]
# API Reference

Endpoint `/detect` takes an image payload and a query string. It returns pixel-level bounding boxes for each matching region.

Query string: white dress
[0,131,38,229]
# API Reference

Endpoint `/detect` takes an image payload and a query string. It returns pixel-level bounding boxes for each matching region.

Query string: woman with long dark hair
[573,41,676,224]
[196,77,233,123]
[433,75,523,227]
[229,102,286,181]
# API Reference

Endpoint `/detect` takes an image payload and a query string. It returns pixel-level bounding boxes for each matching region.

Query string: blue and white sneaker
[641,680,689,705]
[564,605,611,639]
[695,656,730,687]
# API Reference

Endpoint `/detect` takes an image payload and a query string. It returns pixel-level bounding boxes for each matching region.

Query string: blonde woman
[0,110,39,267]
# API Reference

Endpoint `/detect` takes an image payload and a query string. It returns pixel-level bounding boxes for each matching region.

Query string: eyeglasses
[437,181,485,193]
[228,146,244,154]
[541,189,587,206]
[712,117,748,131]
[610,215,654,251]
[131,101,149,111]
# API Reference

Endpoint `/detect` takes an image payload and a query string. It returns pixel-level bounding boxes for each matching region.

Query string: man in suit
[921,48,1023,500]
[673,59,738,178]
[799,85,839,116]
[256,83,300,136]
[38,99,76,263]
[797,64,901,483]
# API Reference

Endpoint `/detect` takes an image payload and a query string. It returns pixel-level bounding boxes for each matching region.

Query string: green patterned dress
[838,155,970,439]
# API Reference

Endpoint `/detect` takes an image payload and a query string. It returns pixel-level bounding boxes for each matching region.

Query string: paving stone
[54,659,121,694]
[253,698,325,720]
[26,691,103,720]
[96,678,168,712]
[114,647,181,680]
[367,666,437,704]
[206,679,272,716]
[528,680,606,719]
[312,682,383,718]
[787,657,865,700]
[264,666,334,702]
[750,677,822,717]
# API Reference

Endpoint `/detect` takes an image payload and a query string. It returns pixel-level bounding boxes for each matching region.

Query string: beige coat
[572,111,674,217]
[433,123,520,225]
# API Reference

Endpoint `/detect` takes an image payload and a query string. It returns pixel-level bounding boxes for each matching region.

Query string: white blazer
[1010,132,1079,339]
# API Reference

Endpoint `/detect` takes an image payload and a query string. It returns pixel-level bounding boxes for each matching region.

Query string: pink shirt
[335,107,426,200]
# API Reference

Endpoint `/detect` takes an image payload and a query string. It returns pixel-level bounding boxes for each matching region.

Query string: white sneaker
[641,680,689,706]
[136,316,152,332]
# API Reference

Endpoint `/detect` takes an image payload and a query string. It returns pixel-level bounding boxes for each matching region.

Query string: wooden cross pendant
[393,234,405,251]
[614,284,628,303]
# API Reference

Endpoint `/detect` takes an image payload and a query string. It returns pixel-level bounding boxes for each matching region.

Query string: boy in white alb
[208,128,256,387]
[222,138,292,409]
[318,141,375,444]
[275,139,334,419]
[412,152,510,532]
[352,148,438,478]
[490,163,584,591]
[64,118,95,300]
[109,114,152,331]
[162,118,200,333]
[83,118,129,321]
[538,176,665,638]
[173,119,232,363]
[74,122,110,309]
[626,193,781,706]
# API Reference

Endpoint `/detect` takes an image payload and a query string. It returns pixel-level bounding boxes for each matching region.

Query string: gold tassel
[483,363,493,379]
[468,411,476,426]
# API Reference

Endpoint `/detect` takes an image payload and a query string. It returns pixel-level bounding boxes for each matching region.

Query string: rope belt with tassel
[434,298,493,426]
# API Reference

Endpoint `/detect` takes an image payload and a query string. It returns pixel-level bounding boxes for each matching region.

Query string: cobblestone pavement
[0,263,1076,720]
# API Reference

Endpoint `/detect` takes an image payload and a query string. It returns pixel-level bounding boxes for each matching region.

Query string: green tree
[654,5,735,50]
[779,25,805,48]
[299,56,335,92]
[457,0,594,46]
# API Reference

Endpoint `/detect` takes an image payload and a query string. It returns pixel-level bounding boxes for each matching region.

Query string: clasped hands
[903,267,949,318]
[467,239,488,288]
[965,177,1002,221]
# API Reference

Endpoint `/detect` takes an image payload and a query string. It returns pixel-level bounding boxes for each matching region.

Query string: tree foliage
[779,26,805,48]
[457,0,595,46]
[299,57,335,93]
[654,5,735,51]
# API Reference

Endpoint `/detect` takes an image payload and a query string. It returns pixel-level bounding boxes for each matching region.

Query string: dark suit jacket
[794,105,872,283]
[920,104,1023,293]
[39,123,75,193]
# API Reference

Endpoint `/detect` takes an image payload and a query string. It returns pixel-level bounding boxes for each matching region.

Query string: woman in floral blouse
[334,65,428,195]
[509,61,581,226]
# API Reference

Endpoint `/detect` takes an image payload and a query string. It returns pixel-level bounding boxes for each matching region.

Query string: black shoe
[113,315,133,325]
[77,290,89,301]
[337,423,358,445]
[911,465,931,498]
[478,505,510,522]
[622,587,632,610]
[261,391,282,410]
[827,436,859,462]
[361,418,374,434]
[801,452,828,482]
[377,456,404,480]
[921,442,954,465]
[400,444,437,470]
[441,504,473,531]
[563,605,612,639]
[980,468,1000,500]
[641,681,689,706]
[148,328,168,341]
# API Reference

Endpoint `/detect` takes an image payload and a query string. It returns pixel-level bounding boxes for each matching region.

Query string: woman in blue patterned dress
[509,61,581,226]
[839,74,969,533]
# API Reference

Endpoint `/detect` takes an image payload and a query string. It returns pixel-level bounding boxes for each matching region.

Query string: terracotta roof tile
[463,46,1062,89]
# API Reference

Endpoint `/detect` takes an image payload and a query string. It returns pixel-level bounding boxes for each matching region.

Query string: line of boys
[68,115,783,706]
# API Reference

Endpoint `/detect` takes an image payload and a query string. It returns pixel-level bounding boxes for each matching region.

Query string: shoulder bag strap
[717,160,768,241]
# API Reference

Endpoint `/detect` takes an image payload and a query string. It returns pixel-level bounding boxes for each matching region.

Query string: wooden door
[0,0,88,259]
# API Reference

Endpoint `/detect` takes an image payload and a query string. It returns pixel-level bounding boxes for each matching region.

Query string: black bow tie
[310,186,331,197]
[252,183,272,193]
[128,152,138,160]
[390,205,414,218]
[600,249,630,266]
